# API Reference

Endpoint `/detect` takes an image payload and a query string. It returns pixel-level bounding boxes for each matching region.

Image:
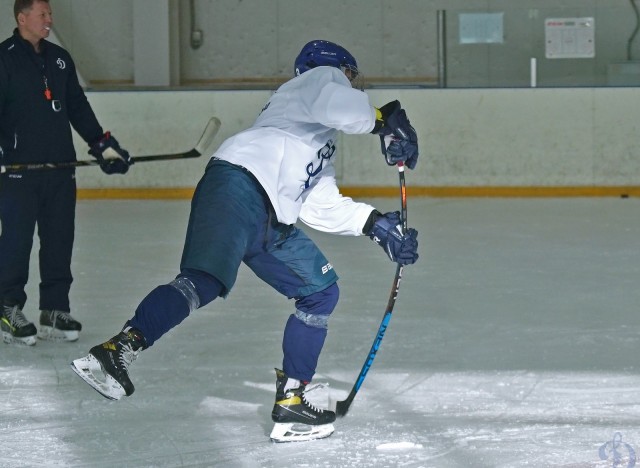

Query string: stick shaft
[0,117,220,174]
[335,162,407,417]
[0,151,201,172]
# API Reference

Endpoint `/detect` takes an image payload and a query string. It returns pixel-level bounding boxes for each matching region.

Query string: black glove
[372,100,419,169]
[366,211,419,265]
[89,132,133,175]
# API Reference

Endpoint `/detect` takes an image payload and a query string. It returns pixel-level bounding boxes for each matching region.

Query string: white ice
[1,197,640,467]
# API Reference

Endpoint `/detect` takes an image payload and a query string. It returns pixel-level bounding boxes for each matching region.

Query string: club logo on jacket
[304,139,335,189]
[56,58,66,69]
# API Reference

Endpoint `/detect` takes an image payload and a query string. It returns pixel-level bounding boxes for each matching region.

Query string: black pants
[0,171,76,311]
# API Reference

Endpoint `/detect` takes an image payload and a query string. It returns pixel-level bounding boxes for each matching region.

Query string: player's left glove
[89,132,133,175]
[366,210,419,265]
[372,100,419,169]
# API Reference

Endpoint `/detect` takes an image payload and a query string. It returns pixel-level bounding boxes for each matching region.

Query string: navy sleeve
[0,55,12,156]
[63,51,103,145]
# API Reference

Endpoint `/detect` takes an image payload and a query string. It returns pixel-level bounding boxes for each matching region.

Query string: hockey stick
[0,117,221,174]
[335,162,408,418]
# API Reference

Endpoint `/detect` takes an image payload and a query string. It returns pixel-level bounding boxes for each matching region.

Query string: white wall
[2,0,638,87]
[74,87,640,189]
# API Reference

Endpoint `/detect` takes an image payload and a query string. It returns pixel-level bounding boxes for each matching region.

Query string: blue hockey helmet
[294,40,359,82]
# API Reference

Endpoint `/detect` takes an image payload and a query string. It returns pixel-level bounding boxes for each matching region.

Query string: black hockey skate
[70,327,146,400]
[270,368,335,442]
[1,304,37,346]
[38,310,82,342]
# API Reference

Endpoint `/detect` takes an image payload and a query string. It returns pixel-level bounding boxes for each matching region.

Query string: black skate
[270,368,335,442]
[70,327,146,400]
[38,310,82,342]
[1,304,37,346]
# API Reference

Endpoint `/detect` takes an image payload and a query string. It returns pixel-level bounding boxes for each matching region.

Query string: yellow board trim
[343,186,640,198]
[78,188,196,199]
[77,186,640,200]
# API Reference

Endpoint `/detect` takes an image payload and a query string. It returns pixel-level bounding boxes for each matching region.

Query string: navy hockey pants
[129,159,339,382]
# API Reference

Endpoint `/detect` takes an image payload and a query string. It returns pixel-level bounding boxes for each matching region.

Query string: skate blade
[2,331,36,346]
[270,422,335,443]
[38,326,79,342]
[70,354,126,401]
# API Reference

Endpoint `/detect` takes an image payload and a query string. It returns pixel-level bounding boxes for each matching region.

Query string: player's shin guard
[128,270,222,347]
[282,284,338,381]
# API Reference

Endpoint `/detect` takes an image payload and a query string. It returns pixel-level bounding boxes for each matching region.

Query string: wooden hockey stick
[0,117,221,174]
[335,162,408,418]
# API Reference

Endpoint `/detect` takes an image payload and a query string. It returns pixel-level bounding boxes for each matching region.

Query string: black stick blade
[335,391,356,418]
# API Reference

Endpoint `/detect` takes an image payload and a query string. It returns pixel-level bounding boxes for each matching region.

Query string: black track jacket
[0,28,103,164]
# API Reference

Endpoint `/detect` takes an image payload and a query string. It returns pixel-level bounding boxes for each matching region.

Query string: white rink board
[73,87,640,190]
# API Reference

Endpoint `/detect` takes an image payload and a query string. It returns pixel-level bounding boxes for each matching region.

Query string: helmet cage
[341,63,364,90]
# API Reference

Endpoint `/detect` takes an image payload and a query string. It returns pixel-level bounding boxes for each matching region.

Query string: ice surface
[1,198,640,467]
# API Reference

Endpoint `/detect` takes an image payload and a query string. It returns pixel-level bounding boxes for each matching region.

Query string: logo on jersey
[304,140,335,189]
[321,262,334,275]
[56,58,66,69]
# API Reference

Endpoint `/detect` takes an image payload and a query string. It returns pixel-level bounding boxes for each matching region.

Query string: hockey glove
[89,132,133,175]
[372,100,419,169]
[366,211,419,265]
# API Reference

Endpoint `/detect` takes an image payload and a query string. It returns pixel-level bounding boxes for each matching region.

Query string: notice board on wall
[545,18,595,59]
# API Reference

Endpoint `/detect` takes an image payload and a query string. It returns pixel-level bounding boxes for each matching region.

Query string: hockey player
[71,40,419,442]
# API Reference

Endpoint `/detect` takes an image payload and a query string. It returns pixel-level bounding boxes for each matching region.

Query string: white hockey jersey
[213,66,377,236]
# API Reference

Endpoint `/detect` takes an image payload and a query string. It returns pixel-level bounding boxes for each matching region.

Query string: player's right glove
[371,100,419,169]
[89,132,133,175]
[366,210,419,265]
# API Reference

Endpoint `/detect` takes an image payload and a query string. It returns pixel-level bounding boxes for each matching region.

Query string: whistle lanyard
[29,40,61,114]
[43,75,52,100]
[42,74,61,112]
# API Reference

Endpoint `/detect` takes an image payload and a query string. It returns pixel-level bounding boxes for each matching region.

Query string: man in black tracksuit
[0,0,132,345]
